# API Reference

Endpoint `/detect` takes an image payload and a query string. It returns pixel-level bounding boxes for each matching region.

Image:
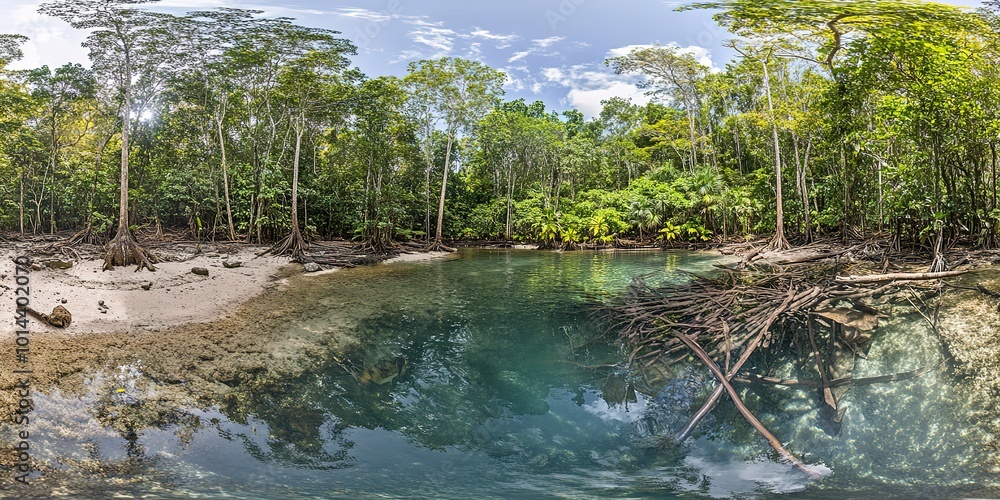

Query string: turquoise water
[8,249,999,498]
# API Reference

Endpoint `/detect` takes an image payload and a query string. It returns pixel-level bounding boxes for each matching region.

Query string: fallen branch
[834,270,966,284]
[734,364,934,388]
[808,319,838,420]
[675,332,824,480]
[672,284,804,443]
[976,283,1000,298]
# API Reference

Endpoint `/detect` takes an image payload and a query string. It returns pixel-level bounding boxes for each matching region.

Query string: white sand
[1,248,454,335]
[1,248,291,335]
[381,251,452,264]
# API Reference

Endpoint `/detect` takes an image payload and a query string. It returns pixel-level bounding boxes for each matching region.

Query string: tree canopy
[0,0,997,270]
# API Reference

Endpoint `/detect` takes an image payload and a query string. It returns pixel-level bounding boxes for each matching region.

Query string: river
[3,249,998,498]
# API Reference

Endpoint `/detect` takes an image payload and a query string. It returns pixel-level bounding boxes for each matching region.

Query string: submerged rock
[353,356,408,386]
[45,259,74,269]
[303,262,322,273]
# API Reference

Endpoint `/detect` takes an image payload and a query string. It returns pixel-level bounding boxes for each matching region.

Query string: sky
[0,0,989,119]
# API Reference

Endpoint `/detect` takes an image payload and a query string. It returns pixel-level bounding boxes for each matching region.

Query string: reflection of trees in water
[40,364,203,489]
[211,306,619,469]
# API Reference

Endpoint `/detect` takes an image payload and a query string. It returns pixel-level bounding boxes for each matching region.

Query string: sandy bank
[1,247,291,335]
[0,246,451,336]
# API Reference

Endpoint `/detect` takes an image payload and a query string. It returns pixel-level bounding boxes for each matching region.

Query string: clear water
[6,249,999,498]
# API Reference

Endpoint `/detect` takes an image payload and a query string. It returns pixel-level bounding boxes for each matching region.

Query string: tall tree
[0,34,32,235]
[731,43,790,250]
[40,0,182,270]
[608,45,708,171]
[343,76,414,253]
[405,57,505,251]
[259,22,355,261]
[26,63,97,234]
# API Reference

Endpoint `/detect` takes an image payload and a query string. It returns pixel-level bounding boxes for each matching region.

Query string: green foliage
[681,221,713,242]
[2,0,999,257]
[658,221,681,242]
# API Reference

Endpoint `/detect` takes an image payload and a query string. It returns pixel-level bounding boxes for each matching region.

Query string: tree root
[600,257,945,467]
[427,240,457,252]
[258,228,308,263]
[676,331,825,479]
[355,238,399,256]
[767,232,792,252]
[103,228,157,272]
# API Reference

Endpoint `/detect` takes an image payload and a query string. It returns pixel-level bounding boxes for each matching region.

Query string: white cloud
[410,25,457,54]
[504,72,524,92]
[508,50,531,63]
[407,19,445,28]
[0,1,89,70]
[396,19,519,63]
[568,82,650,118]
[467,27,518,46]
[534,36,564,48]
[608,43,719,72]
[539,55,659,119]
[332,7,392,23]
[542,67,564,82]
[531,43,720,118]
[506,36,565,63]
[467,42,482,59]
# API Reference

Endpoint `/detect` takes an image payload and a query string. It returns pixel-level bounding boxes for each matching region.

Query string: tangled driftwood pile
[600,247,965,478]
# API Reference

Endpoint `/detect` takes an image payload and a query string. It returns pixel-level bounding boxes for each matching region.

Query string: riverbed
[1,248,998,498]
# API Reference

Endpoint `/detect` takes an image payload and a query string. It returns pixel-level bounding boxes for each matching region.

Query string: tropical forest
[2,0,1000,497]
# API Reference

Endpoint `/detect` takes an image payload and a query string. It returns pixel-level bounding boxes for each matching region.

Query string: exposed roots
[258,228,308,263]
[426,240,457,253]
[598,259,956,478]
[928,252,948,273]
[103,228,158,272]
[355,237,399,256]
[767,231,792,252]
[67,223,105,247]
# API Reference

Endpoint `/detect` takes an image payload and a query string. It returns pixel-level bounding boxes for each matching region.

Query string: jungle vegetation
[3,0,1000,270]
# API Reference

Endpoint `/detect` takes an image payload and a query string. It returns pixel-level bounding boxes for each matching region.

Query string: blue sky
[1,0,988,118]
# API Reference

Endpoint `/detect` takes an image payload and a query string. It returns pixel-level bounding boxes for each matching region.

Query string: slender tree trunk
[50,120,58,235]
[103,87,156,271]
[687,106,698,171]
[425,164,431,242]
[506,156,514,240]
[18,169,24,236]
[217,117,236,240]
[799,140,813,243]
[117,95,130,234]
[992,140,997,216]
[291,122,303,236]
[432,134,454,249]
[762,56,789,250]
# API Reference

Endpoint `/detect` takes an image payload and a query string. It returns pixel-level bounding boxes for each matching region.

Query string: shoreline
[0,244,456,417]
[0,244,453,338]
[2,234,987,340]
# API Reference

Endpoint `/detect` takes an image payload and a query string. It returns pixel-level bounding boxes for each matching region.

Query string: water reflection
[3,249,998,498]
